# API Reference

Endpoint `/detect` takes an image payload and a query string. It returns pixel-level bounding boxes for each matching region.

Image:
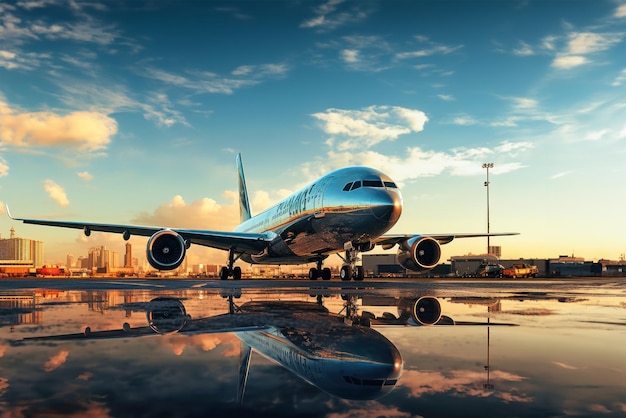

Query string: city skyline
[1,1,625,265]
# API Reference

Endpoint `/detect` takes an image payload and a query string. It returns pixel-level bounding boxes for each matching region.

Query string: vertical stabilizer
[237,153,252,223]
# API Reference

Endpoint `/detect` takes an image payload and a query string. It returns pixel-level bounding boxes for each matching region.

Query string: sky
[0,0,625,267]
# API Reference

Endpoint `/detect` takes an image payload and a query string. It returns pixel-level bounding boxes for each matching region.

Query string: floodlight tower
[482,163,494,254]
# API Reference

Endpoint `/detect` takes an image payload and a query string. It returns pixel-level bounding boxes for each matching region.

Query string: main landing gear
[220,248,242,280]
[309,258,332,280]
[339,243,365,281]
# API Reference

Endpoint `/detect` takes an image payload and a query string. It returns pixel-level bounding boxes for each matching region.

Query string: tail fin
[237,153,252,223]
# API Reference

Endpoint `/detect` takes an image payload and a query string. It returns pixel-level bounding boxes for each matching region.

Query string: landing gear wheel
[340,265,352,281]
[220,266,229,280]
[322,267,331,280]
[354,266,364,281]
[233,266,242,280]
[309,268,319,280]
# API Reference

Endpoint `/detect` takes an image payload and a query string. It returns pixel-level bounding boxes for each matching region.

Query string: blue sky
[1,0,625,266]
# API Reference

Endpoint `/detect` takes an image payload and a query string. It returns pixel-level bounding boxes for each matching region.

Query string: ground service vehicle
[474,262,504,278]
[502,263,539,278]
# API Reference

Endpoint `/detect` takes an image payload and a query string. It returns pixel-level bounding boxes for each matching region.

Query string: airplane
[6,154,517,281]
[16,293,517,402]
[21,296,405,401]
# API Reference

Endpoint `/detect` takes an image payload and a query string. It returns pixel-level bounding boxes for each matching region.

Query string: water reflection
[1,285,625,417]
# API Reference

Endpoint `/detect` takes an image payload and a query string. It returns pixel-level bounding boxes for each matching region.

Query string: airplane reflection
[19,293,517,403]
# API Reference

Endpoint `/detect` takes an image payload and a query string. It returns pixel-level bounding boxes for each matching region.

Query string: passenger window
[350,181,361,190]
[343,182,353,191]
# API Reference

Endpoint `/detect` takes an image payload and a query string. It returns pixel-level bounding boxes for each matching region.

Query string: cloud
[143,64,288,96]
[0,49,47,70]
[312,105,428,150]
[0,4,119,50]
[306,105,530,182]
[231,63,288,78]
[300,0,370,32]
[77,171,93,181]
[617,3,626,18]
[395,44,463,60]
[551,31,623,69]
[43,179,70,207]
[30,19,118,46]
[551,171,573,179]
[341,48,359,63]
[56,81,188,128]
[611,68,626,86]
[132,194,239,230]
[552,361,578,370]
[331,35,393,72]
[552,55,588,69]
[513,41,535,56]
[160,333,240,357]
[44,349,70,372]
[301,142,529,185]
[400,369,531,403]
[437,94,455,101]
[453,115,478,126]
[565,32,621,55]
[512,97,538,110]
[495,141,534,154]
[585,129,609,141]
[0,100,117,152]
[0,156,9,177]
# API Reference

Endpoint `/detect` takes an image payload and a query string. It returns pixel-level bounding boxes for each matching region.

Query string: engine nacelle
[146,297,188,335]
[146,230,186,270]
[397,297,442,326]
[396,235,441,271]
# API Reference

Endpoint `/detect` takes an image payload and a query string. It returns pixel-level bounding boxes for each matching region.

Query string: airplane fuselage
[235,301,402,400]
[234,166,403,264]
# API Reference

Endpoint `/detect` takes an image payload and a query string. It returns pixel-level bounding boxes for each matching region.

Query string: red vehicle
[502,263,538,278]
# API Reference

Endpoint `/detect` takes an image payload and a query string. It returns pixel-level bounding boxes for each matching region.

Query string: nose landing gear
[339,243,365,281]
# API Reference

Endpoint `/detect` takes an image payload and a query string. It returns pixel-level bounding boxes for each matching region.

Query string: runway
[1,276,623,298]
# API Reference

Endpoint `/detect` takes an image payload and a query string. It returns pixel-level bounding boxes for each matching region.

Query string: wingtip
[5,203,14,219]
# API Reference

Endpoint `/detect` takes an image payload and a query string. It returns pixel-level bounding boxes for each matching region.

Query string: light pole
[482,163,494,254]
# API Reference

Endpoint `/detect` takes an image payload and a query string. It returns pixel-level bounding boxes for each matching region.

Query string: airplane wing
[20,313,272,344]
[6,205,274,253]
[374,232,519,248]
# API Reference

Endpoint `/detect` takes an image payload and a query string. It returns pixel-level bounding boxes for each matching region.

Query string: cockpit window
[344,178,397,191]
[363,180,384,187]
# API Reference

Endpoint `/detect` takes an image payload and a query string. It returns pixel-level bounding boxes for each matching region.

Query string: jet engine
[397,297,442,326]
[146,297,189,335]
[396,235,441,272]
[146,230,186,270]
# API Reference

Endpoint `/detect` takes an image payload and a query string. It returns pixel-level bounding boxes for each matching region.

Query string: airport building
[0,227,44,276]
[362,253,626,278]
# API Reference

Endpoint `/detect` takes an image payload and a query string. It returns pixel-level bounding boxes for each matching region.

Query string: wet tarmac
[1,278,624,417]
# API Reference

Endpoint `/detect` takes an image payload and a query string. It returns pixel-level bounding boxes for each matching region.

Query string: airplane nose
[370,190,402,224]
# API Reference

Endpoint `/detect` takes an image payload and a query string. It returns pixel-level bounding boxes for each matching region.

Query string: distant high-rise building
[0,227,44,267]
[87,246,119,269]
[124,243,132,268]
[66,254,74,269]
